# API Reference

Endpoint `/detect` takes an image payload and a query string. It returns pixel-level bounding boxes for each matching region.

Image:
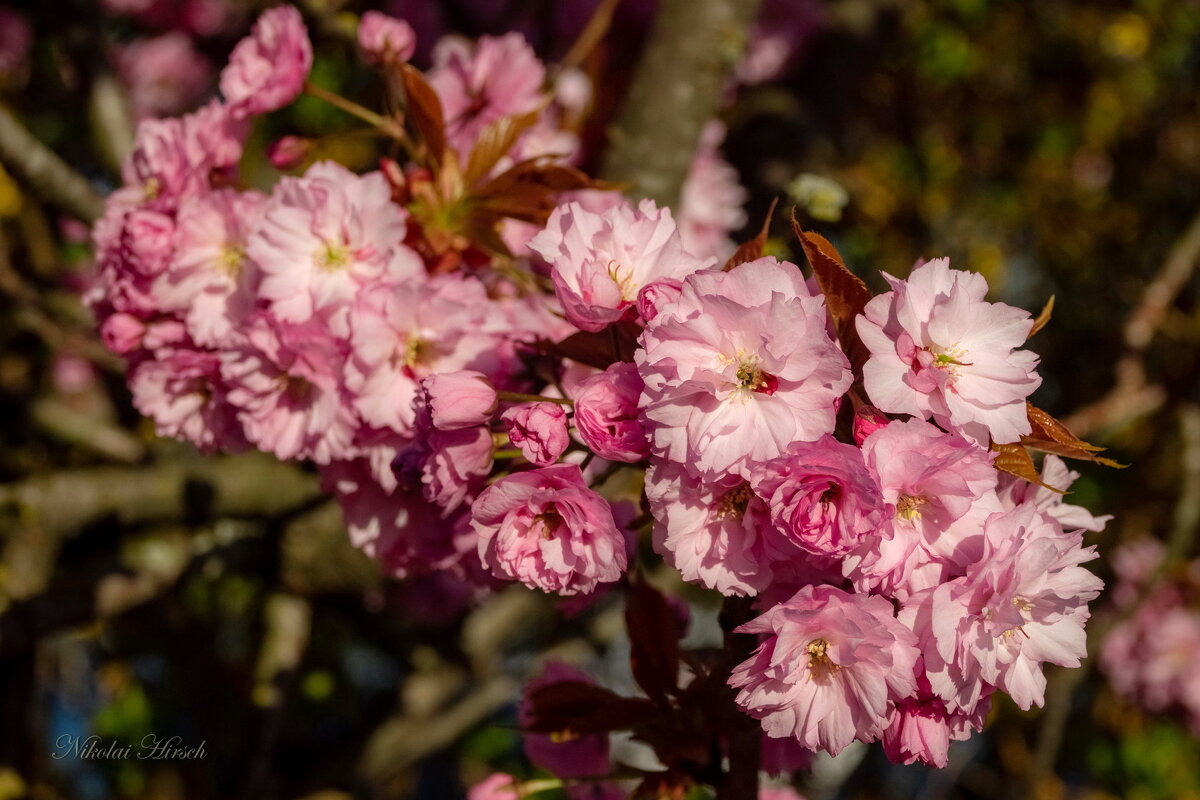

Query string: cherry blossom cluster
[1100,538,1200,733]
[88,2,1110,785]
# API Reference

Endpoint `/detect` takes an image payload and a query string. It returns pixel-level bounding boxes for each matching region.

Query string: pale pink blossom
[881,665,991,767]
[997,454,1112,533]
[220,5,312,118]
[472,464,626,595]
[519,662,610,778]
[358,11,416,66]
[346,276,504,436]
[250,162,418,338]
[427,33,545,156]
[394,421,494,516]
[573,363,649,463]
[857,258,1041,446]
[157,189,266,348]
[120,209,175,277]
[751,435,885,558]
[129,347,247,453]
[422,370,497,430]
[730,584,920,755]
[116,34,214,119]
[646,461,777,597]
[637,258,852,478]
[467,774,519,800]
[502,402,570,466]
[844,418,1001,600]
[901,505,1103,714]
[221,318,357,465]
[529,198,714,332]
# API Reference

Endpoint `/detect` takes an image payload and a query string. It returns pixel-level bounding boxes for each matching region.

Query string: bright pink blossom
[901,505,1103,713]
[881,665,991,767]
[637,258,852,478]
[646,461,777,597]
[856,258,1041,446]
[472,464,626,595]
[751,435,885,558]
[529,198,714,332]
[730,584,920,755]
[502,402,570,466]
[519,662,611,777]
[573,363,649,463]
[220,5,312,118]
[358,11,416,66]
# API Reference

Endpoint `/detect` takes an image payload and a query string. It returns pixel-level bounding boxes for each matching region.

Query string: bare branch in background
[601,0,761,206]
[0,106,105,224]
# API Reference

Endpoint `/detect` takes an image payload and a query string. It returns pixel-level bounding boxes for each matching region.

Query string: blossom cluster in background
[87,2,1112,794]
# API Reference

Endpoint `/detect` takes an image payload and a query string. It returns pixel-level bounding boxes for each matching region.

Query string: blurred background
[1,0,1198,798]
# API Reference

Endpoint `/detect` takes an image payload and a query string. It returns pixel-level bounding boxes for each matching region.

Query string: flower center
[218,244,244,277]
[715,482,754,520]
[896,493,928,522]
[142,177,161,200]
[722,350,779,399]
[401,336,431,370]
[931,345,972,378]
[315,242,352,271]
[534,505,564,539]
[606,259,637,301]
[806,639,841,676]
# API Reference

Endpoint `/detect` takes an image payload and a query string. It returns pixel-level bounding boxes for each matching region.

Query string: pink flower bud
[266,135,312,170]
[852,404,889,446]
[358,11,416,66]
[501,402,569,466]
[100,313,146,354]
[573,362,648,462]
[422,370,497,430]
[636,278,684,323]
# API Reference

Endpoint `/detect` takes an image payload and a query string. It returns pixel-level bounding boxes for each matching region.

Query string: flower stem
[495,391,574,407]
[303,82,406,141]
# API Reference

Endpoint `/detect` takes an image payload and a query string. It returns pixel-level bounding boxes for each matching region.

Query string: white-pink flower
[358,11,416,66]
[730,584,920,755]
[636,258,852,478]
[528,198,714,332]
[472,464,626,596]
[900,505,1103,713]
[645,461,778,597]
[157,189,266,348]
[250,162,420,338]
[997,454,1112,533]
[220,5,312,118]
[856,258,1041,446]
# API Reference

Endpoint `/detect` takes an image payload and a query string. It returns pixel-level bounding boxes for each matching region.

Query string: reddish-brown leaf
[398,63,447,165]
[1021,403,1127,467]
[626,577,683,704]
[991,442,1063,493]
[724,197,779,271]
[463,107,545,187]
[1028,295,1054,339]
[524,681,657,734]
[538,320,642,370]
[792,213,873,374]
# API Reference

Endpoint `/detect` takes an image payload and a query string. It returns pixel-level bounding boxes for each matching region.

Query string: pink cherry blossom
[100,313,146,354]
[116,34,214,119]
[250,162,419,338]
[422,370,497,430]
[467,774,519,800]
[502,402,570,466]
[394,420,494,516]
[856,258,1042,446]
[519,661,611,778]
[901,505,1103,714]
[730,584,920,755]
[637,258,852,478]
[635,278,684,323]
[221,317,357,465]
[427,33,545,156]
[751,435,885,558]
[997,454,1112,532]
[646,461,777,597]
[529,198,714,332]
[881,664,991,767]
[472,464,626,595]
[677,122,748,262]
[573,363,649,463]
[157,189,266,348]
[128,346,247,453]
[851,405,889,446]
[358,11,417,66]
[219,5,312,118]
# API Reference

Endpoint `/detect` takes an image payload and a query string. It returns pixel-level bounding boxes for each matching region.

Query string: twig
[716,597,760,800]
[0,106,105,223]
[600,0,762,207]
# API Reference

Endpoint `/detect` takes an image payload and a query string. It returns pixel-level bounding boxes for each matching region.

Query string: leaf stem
[496,391,574,407]
[303,82,406,141]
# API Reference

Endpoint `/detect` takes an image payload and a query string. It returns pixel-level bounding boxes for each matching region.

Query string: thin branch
[0,106,105,223]
[601,0,762,207]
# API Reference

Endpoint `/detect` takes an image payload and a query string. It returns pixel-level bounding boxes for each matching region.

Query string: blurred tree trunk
[601,0,761,207]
